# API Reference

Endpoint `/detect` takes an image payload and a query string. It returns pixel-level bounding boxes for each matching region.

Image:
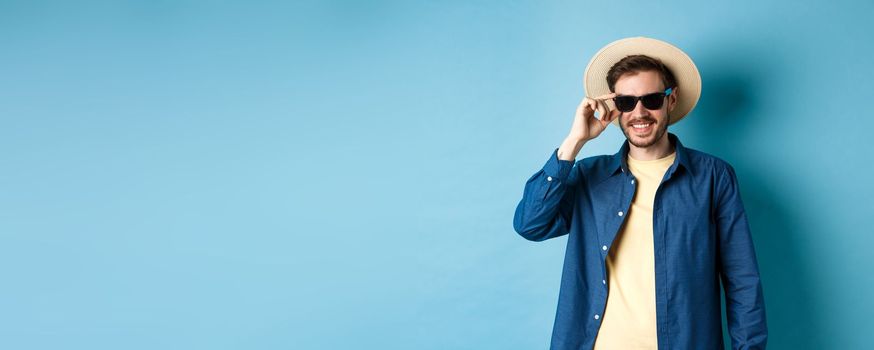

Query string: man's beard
[621,114,669,148]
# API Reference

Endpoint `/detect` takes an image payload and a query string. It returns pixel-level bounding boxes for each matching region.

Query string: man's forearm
[557,137,587,161]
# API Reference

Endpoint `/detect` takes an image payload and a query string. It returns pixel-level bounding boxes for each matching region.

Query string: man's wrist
[558,137,587,161]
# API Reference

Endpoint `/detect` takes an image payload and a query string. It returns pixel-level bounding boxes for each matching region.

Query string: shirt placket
[593,167,637,332]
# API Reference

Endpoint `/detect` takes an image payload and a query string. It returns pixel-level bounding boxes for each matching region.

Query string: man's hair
[606,55,678,93]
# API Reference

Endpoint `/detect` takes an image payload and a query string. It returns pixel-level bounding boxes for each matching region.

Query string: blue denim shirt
[513,133,767,350]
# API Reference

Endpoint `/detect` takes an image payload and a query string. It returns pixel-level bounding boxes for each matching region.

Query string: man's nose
[631,99,650,116]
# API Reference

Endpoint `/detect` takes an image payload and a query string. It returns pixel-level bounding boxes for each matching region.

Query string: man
[513,37,767,349]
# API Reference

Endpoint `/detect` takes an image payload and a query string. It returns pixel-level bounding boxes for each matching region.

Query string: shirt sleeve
[512,148,579,242]
[715,163,768,349]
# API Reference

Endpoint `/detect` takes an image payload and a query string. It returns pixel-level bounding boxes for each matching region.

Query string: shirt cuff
[543,148,574,181]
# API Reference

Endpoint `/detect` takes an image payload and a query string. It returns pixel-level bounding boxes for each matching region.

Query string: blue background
[2,1,872,349]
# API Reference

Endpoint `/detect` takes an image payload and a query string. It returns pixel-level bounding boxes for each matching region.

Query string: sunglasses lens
[641,93,666,110]
[614,96,636,112]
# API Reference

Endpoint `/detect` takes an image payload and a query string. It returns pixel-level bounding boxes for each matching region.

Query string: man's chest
[582,173,715,254]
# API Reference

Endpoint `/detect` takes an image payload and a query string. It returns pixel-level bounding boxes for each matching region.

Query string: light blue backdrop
[2,1,872,349]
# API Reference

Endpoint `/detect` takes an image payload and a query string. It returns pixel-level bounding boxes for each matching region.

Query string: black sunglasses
[612,88,673,112]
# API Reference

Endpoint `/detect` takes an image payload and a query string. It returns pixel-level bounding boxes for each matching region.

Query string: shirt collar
[607,132,694,177]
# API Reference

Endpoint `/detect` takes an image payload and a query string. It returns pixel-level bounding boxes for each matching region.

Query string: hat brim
[583,36,702,127]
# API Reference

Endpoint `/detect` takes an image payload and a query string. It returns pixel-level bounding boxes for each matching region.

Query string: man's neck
[627,135,674,161]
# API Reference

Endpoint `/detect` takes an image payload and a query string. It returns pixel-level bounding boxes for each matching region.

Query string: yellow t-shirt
[593,150,676,350]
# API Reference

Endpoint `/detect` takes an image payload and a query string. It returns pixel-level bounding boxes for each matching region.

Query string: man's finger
[595,99,607,120]
[594,92,618,100]
[597,108,613,127]
[584,99,597,114]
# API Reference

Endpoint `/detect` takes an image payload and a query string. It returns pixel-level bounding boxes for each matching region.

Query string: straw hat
[583,36,702,126]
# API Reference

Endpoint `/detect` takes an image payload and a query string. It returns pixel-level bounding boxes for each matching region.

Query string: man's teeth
[632,123,651,129]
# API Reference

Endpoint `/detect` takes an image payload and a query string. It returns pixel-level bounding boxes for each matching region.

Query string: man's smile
[628,119,656,133]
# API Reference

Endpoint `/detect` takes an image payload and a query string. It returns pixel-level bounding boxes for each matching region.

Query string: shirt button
[547,176,553,182]
[617,211,624,216]
[602,245,608,251]
[602,279,606,285]
[594,314,600,320]
[631,179,635,184]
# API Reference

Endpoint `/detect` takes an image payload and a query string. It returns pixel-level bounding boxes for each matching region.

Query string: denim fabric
[513,132,767,350]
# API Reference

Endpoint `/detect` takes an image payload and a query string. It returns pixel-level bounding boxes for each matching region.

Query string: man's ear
[668,87,679,112]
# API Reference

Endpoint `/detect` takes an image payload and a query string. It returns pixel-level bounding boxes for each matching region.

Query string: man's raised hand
[567,93,620,143]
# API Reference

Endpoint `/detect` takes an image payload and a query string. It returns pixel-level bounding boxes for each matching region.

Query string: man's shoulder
[569,154,616,185]
[576,154,613,169]
[683,145,736,175]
